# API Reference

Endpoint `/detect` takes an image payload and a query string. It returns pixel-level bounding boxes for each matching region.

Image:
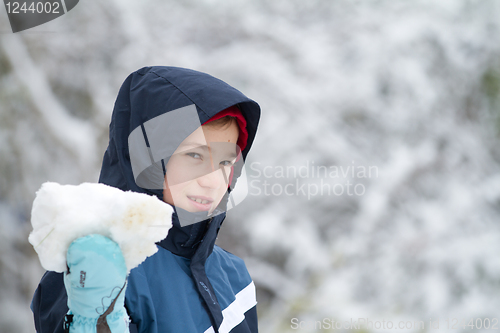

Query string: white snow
[28,182,173,273]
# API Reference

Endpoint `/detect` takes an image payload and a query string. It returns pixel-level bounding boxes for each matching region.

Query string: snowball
[29,182,173,273]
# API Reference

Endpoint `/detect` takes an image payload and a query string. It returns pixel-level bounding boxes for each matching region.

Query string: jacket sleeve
[244,305,258,333]
[32,271,68,333]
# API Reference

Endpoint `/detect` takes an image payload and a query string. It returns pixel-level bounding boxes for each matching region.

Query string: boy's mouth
[187,195,213,211]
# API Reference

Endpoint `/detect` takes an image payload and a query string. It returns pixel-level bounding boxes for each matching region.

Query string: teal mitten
[63,234,129,333]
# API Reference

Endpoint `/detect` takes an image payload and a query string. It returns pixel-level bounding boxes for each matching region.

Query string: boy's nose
[196,168,227,190]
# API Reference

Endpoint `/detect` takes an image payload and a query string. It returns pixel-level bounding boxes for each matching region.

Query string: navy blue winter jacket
[31,66,261,333]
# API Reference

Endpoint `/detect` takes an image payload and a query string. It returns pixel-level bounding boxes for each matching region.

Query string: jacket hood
[98,66,260,258]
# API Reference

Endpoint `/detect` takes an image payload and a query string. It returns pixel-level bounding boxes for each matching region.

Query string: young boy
[31,66,261,333]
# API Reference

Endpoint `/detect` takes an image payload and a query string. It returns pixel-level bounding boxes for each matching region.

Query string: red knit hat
[202,105,248,152]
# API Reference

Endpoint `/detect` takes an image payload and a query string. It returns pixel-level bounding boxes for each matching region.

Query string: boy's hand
[63,234,129,333]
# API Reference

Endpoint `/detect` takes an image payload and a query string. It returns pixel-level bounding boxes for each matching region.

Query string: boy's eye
[186,152,202,160]
[220,160,234,167]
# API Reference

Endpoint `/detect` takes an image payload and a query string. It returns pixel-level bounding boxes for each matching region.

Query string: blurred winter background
[1,0,500,332]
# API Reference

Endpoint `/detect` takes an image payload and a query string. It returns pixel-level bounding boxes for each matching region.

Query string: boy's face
[163,121,240,214]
